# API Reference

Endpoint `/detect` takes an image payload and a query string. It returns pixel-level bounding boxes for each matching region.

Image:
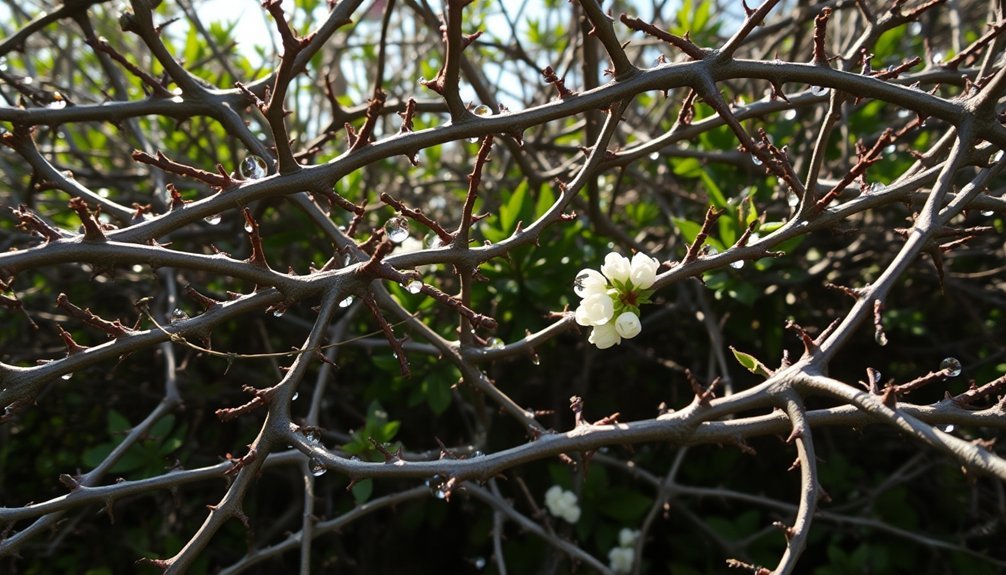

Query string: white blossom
[629,252,659,289]
[600,252,631,284]
[588,322,621,349]
[614,312,641,339]
[575,293,614,327]
[608,546,635,573]
[574,268,609,298]
[544,485,581,524]
[618,528,640,547]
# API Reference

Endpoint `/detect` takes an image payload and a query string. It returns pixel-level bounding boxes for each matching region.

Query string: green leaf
[499,179,528,235]
[596,487,651,522]
[425,376,452,415]
[730,346,773,377]
[672,217,702,245]
[699,170,727,208]
[352,478,373,503]
[533,182,553,219]
[107,409,131,434]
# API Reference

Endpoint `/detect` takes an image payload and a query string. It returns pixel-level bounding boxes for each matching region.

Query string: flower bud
[601,252,631,283]
[614,311,641,339]
[629,252,659,289]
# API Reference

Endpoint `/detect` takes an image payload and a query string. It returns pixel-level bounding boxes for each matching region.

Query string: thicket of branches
[2,0,1006,573]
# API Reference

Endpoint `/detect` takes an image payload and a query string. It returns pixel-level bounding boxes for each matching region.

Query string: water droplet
[932,51,944,65]
[23,76,33,85]
[864,182,885,194]
[981,209,995,217]
[272,307,286,318]
[472,450,485,458]
[170,308,189,323]
[730,260,744,269]
[941,424,955,433]
[424,233,443,249]
[418,76,426,84]
[908,21,922,35]
[239,155,267,179]
[787,192,800,207]
[61,373,73,381]
[875,330,888,346]
[474,557,487,569]
[243,220,254,233]
[751,154,762,166]
[649,151,660,160]
[339,295,355,308]
[425,474,449,499]
[810,85,829,96]
[291,391,299,401]
[0,57,6,72]
[309,457,327,476]
[992,150,1004,163]
[473,104,493,117]
[939,357,961,377]
[530,354,541,366]
[488,337,505,350]
[305,432,319,445]
[170,95,183,103]
[203,213,222,225]
[47,97,66,110]
[406,279,423,294]
[384,216,410,243]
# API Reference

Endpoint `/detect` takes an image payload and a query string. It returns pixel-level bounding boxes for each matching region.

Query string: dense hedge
[2,0,1005,573]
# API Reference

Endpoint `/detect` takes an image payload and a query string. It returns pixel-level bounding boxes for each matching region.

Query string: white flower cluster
[543,485,581,524]
[607,528,640,573]
[574,252,659,349]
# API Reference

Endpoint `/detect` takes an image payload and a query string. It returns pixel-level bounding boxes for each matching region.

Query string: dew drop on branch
[309,457,327,477]
[239,155,267,179]
[203,213,222,225]
[384,216,410,243]
[405,279,423,294]
[730,260,744,269]
[424,233,443,249]
[425,474,448,499]
[339,295,355,308]
[291,391,299,401]
[61,373,73,380]
[810,85,829,96]
[939,357,961,377]
[874,330,888,346]
[170,308,189,323]
[488,337,505,350]
[473,104,493,117]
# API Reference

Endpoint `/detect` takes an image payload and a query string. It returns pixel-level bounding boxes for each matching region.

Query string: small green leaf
[352,478,373,503]
[730,346,773,377]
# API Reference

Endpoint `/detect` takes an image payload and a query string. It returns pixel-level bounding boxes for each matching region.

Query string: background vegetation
[1,0,1005,573]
